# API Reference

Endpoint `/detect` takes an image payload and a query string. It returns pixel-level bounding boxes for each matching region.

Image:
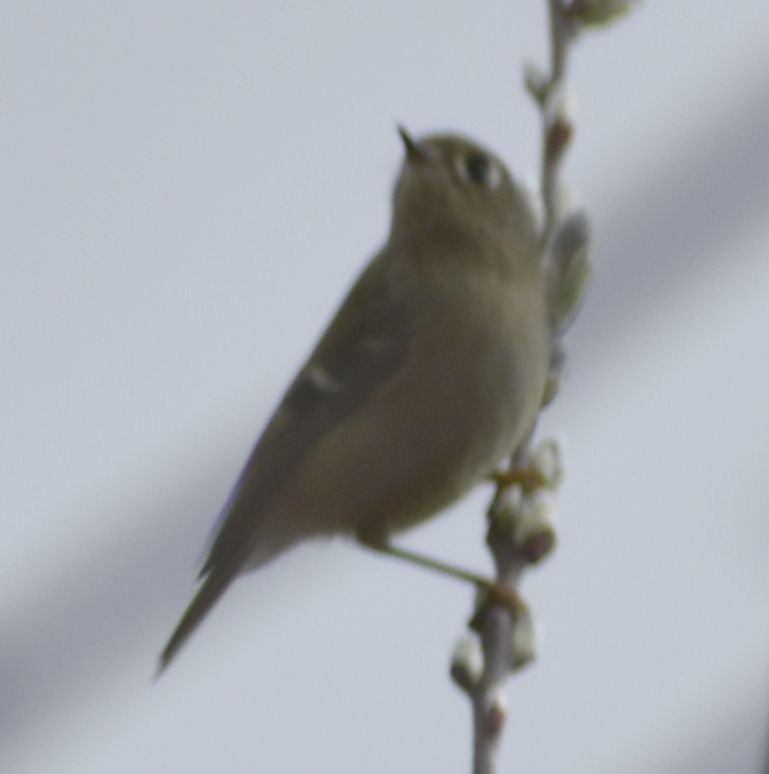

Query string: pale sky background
[2,2,769,773]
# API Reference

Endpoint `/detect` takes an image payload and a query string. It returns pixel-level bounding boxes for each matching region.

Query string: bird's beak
[397,124,427,163]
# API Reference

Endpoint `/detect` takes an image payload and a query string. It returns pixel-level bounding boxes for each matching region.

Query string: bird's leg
[358,536,526,617]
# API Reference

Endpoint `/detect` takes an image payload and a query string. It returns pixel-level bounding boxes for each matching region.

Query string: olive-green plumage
[159,130,550,672]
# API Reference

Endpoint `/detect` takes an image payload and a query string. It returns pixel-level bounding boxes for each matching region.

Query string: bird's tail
[157,567,237,676]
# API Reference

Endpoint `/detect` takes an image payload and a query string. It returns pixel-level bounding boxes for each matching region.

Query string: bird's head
[391,127,541,277]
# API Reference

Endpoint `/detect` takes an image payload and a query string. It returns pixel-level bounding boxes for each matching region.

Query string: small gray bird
[159,129,551,671]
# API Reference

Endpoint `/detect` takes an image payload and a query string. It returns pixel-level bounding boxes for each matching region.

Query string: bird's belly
[291,298,548,539]
[375,330,538,532]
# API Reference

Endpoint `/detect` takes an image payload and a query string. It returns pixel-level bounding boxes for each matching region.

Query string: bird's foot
[489,466,547,494]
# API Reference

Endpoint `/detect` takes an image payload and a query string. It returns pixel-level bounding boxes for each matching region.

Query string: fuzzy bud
[514,490,557,563]
[544,84,575,153]
[531,438,566,491]
[491,483,525,537]
[523,61,549,106]
[510,612,538,669]
[486,689,508,734]
[450,634,484,693]
[546,210,592,336]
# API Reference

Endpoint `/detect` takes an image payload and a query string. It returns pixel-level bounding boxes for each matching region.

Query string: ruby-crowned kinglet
[159,129,550,671]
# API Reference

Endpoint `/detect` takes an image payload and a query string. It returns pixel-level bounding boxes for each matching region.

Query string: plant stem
[468,2,577,771]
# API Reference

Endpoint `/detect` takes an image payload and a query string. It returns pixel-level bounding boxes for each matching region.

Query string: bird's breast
[413,275,549,485]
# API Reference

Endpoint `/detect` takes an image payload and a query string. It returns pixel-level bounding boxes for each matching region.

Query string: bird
[158,127,551,673]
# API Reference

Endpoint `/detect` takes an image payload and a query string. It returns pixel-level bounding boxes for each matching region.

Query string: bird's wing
[203,252,411,573]
[159,253,411,671]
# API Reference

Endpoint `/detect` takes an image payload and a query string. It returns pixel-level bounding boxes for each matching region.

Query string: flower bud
[531,438,566,491]
[510,612,538,669]
[450,634,484,693]
[514,490,557,563]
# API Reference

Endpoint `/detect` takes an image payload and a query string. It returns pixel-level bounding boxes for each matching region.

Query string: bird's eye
[458,153,502,189]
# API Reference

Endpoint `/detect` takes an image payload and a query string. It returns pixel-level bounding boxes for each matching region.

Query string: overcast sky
[2,2,769,773]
